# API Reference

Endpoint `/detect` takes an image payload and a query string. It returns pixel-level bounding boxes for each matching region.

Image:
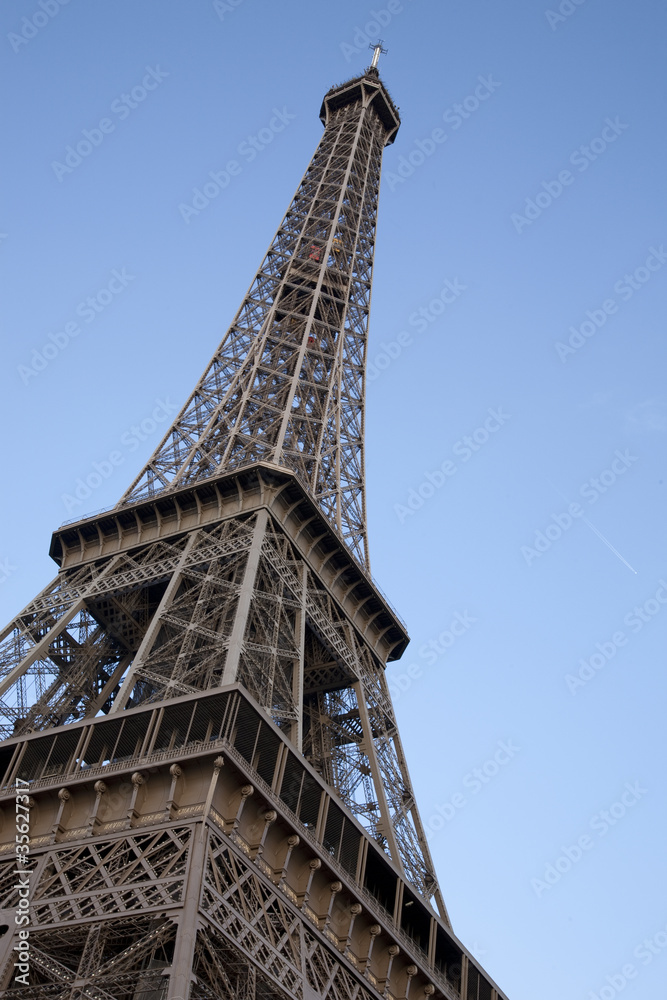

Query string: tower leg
[168,824,208,1000]
[222,509,269,685]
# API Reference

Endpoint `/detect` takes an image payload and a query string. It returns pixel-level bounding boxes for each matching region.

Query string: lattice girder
[118,70,400,568]
[0,499,438,910]
[0,57,520,1000]
[0,680,516,998]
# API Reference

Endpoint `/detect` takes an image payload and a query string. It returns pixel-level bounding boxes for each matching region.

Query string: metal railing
[5,726,463,1000]
[58,460,408,631]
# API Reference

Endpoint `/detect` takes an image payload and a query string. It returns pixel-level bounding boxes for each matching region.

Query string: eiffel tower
[0,49,510,1000]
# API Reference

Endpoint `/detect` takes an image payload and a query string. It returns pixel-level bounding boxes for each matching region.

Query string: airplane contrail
[545,479,637,574]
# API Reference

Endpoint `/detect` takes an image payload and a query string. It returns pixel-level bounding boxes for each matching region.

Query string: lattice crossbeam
[118,73,399,568]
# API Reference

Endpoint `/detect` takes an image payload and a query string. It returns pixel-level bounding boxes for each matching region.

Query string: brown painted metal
[0,687,507,999]
[0,63,511,1000]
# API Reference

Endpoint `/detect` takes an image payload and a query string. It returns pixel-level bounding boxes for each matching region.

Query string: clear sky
[1,2,666,998]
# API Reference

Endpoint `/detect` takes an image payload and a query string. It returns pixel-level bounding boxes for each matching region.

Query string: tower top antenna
[369,40,388,69]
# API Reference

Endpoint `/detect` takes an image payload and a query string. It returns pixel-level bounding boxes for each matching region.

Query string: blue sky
[1,2,666,998]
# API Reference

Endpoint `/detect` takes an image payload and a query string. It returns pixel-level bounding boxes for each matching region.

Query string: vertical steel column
[221,509,269,685]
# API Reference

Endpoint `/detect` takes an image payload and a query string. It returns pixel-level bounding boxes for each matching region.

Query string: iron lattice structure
[0,61,511,1000]
[119,67,395,568]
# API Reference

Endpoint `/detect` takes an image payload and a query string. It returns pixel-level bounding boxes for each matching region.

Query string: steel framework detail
[0,61,511,1000]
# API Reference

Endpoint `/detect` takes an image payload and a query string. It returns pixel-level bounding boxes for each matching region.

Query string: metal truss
[0,821,392,1000]
[200,830,380,1000]
[0,64,513,999]
[0,684,508,997]
[118,69,400,568]
[0,504,442,910]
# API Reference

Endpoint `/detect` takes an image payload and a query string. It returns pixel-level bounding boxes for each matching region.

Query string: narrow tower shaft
[121,69,400,568]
